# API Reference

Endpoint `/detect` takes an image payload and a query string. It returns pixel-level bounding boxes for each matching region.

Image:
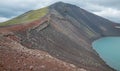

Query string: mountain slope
[0,2,120,71]
[0,7,48,26]
[0,36,85,71]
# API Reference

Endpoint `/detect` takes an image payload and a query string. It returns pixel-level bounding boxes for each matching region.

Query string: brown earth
[0,36,87,71]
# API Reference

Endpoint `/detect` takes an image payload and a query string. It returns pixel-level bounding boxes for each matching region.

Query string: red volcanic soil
[0,36,86,71]
[0,17,87,71]
[0,17,48,34]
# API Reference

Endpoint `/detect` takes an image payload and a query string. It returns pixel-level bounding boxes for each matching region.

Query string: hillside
[0,7,48,26]
[0,2,120,71]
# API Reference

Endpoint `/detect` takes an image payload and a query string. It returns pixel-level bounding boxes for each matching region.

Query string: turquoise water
[92,37,120,71]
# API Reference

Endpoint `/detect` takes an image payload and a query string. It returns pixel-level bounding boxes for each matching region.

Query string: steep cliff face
[1,2,120,71]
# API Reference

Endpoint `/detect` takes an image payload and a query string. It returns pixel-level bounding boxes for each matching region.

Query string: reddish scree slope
[0,36,87,71]
[0,17,87,71]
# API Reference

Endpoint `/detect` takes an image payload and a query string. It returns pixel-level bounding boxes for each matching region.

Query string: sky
[0,0,120,23]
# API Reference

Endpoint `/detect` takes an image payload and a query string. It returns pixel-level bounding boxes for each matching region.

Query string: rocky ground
[0,36,87,71]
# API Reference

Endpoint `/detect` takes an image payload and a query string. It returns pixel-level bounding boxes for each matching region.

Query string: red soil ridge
[0,17,48,34]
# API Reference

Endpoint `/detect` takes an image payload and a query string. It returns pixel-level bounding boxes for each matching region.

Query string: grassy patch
[0,7,48,26]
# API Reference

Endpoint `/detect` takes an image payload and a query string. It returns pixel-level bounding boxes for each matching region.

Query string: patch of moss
[83,27,96,38]
[0,7,48,26]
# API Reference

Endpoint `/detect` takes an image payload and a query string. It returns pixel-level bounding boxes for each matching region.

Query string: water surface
[92,37,120,71]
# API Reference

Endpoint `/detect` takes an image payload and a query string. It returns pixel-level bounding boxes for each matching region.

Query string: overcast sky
[0,0,120,23]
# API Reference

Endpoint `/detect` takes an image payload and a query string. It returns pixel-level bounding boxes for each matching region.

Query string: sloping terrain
[0,2,120,71]
[0,7,48,26]
[0,36,86,71]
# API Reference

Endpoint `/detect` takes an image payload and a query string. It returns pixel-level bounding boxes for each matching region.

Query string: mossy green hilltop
[0,7,48,26]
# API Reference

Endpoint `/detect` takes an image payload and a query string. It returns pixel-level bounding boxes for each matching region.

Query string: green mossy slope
[0,7,48,26]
